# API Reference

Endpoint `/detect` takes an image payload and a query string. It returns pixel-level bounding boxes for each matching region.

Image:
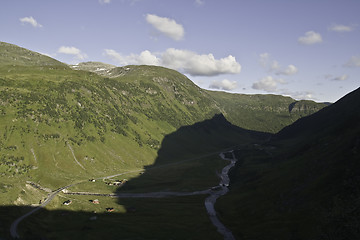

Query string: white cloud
[57,46,87,60]
[103,48,241,76]
[162,48,241,76]
[276,64,298,76]
[195,0,205,6]
[282,90,315,100]
[103,49,160,65]
[146,14,184,41]
[19,16,42,28]
[298,31,322,45]
[259,53,280,71]
[103,49,124,64]
[100,0,141,4]
[271,61,281,71]
[328,24,354,32]
[259,53,297,75]
[293,92,314,100]
[259,53,279,70]
[332,74,348,81]
[209,79,237,91]
[252,76,286,92]
[137,50,161,65]
[259,53,270,68]
[103,49,129,65]
[345,56,360,67]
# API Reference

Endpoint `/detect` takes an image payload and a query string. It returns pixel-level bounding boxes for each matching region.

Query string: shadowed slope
[217,87,360,240]
[117,113,270,194]
[275,86,360,141]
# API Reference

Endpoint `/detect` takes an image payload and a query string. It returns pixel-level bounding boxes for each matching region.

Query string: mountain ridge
[0,42,67,67]
[0,41,329,133]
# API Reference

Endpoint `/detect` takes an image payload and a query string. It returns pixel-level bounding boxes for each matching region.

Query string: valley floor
[9,150,238,240]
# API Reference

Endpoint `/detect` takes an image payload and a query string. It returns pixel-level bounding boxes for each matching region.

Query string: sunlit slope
[0,63,223,204]
[0,42,67,67]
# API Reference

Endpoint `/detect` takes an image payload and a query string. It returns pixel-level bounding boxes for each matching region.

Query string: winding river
[205,151,236,240]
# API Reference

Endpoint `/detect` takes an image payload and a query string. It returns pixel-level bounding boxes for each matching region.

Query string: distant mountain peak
[69,61,116,76]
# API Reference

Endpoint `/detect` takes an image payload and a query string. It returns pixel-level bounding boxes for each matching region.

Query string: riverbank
[205,151,237,240]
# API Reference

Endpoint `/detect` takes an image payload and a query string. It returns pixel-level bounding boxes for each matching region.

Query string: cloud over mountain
[162,48,241,76]
[209,79,237,91]
[252,76,286,92]
[19,16,42,28]
[57,46,87,60]
[282,90,314,100]
[298,31,322,45]
[104,48,241,77]
[146,14,184,41]
[104,49,160,65]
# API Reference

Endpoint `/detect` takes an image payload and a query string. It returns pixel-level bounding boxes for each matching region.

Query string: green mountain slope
[217,87,360,239]
[0,64,221,202]
[0,42,327,206]
[0,42,66,67]
[208,90,328,133]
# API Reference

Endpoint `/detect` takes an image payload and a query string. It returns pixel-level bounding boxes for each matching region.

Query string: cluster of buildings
[62,198,115,213]
[105,179,127,186]
[88,178,128,186]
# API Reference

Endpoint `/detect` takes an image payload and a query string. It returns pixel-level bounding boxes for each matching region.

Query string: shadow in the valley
[1,199,221,240]
[115,113,270,196]
[1,114,271,240]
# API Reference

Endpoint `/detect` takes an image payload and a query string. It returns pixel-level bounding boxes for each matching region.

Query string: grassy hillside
[0,42,333,239]
[208,90,328,133]
[0,42,67,67]
[0,42,327,205]
[0,63,223,203]
[217,87,360,240]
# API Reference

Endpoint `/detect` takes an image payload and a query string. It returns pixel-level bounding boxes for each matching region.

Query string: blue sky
[1,0,359,102]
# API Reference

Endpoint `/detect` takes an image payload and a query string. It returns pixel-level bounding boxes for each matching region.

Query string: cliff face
[289,100,330,114]
[208,91,328,133]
